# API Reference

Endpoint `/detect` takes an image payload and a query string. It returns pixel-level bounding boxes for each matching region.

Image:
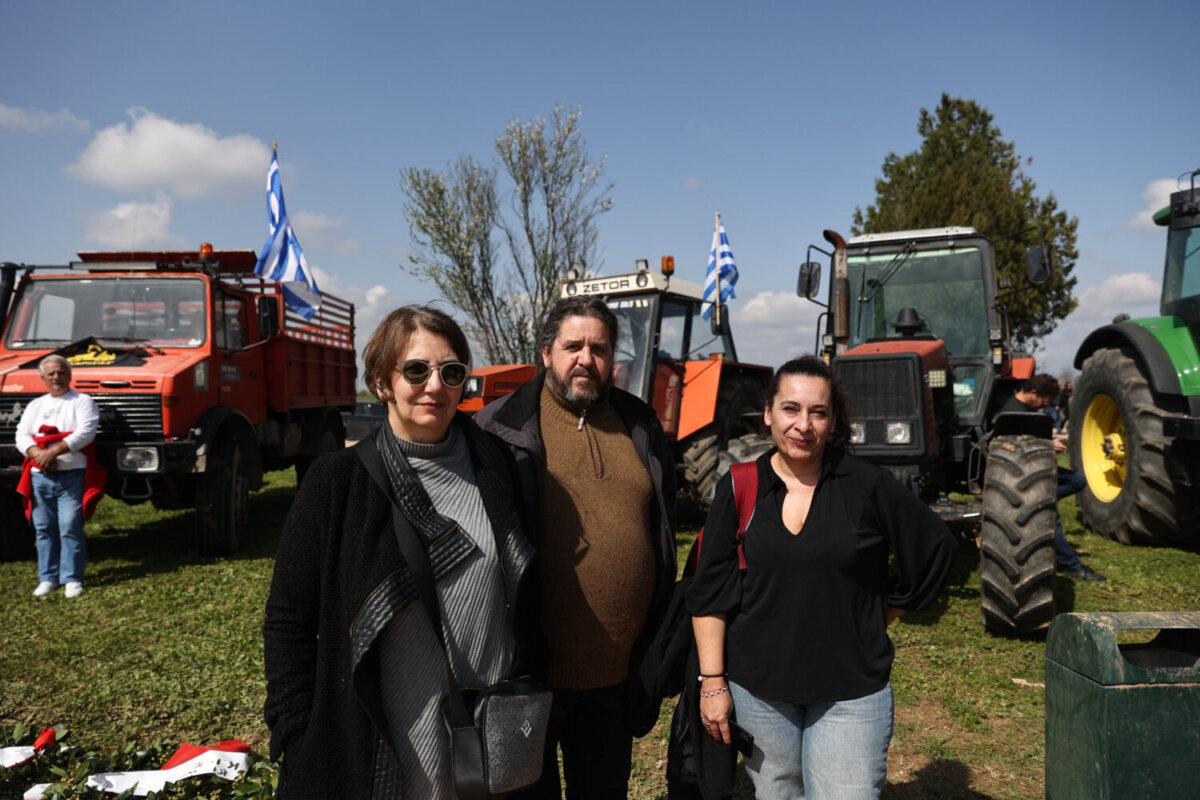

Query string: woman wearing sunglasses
[264,305,537,799]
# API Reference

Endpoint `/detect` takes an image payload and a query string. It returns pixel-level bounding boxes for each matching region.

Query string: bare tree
[401,105,612,364]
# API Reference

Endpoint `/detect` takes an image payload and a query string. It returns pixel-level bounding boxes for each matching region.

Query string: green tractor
[1070,171,1200,546]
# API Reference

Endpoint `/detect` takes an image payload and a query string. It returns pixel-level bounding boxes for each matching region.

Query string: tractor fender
[1073,322,1183,397]
[192,407,263,488]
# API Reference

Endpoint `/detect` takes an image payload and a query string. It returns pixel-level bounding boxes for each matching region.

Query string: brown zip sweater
[539,382,655,689]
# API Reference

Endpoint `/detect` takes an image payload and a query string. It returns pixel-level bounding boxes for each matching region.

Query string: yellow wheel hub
[1080,394,1127,503]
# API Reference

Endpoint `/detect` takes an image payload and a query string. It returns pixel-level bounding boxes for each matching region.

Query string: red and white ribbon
[0,728,56,769]
[23,740,252,799]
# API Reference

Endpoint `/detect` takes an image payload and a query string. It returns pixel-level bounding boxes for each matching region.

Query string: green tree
[401,105,612,364]
[852,94,1078,352]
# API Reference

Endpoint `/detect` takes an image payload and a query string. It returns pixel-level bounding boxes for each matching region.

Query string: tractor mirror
[257,296,280,338]
[1026,245,1053,285]
[798,261,822,299]
[710,304,729,337]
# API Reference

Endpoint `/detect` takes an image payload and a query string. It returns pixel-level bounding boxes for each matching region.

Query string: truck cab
[0,246,355,556]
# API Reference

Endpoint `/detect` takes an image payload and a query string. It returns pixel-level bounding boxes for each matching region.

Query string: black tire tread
[980,435,1057,636]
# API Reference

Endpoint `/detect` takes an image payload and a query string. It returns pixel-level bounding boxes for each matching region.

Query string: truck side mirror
[1026,245,1053,285]
[257,296,280,338]
[798,261,822,299]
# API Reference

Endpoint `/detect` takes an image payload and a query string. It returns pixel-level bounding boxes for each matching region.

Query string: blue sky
[3,0,1197,379]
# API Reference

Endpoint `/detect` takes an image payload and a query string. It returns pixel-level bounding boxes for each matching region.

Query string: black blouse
[686,447,958,705]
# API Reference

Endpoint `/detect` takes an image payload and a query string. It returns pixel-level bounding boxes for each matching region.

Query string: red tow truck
[0,245,355,557]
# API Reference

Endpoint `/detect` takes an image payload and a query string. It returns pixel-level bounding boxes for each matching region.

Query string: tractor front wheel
[1070,347,1199,546]
[980,434,1057,636]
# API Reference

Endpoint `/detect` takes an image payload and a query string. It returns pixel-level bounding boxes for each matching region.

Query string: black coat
[263,416,536,799]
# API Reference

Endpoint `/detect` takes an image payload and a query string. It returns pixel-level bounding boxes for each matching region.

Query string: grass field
[2,466,1198,799]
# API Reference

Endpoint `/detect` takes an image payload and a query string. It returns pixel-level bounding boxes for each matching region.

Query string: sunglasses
[396,359,469,388]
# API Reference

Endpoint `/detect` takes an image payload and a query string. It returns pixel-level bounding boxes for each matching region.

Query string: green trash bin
[1045,611,1200,799]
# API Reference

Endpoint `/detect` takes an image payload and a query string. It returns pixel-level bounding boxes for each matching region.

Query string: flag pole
[713,211,722,327]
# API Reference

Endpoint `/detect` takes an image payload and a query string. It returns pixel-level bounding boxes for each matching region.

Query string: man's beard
[546,364,609,407]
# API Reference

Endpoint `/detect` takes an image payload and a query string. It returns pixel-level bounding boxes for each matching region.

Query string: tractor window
[1163,226,1200,306]
[4,277,207,349]
[847,247,989,357]
[685,300,729,360]
[657,300,689,361]
[607,295,657,400]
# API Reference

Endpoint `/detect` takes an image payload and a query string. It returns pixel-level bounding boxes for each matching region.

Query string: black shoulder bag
[357,438,552,798]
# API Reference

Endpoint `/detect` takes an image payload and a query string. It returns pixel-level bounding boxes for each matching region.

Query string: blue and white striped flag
[702,221,738,319]
[255,147,321,320]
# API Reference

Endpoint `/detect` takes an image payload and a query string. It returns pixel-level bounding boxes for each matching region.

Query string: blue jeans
[1055,468,1087,572]
[729,680,893,800]
[31,469,87,584]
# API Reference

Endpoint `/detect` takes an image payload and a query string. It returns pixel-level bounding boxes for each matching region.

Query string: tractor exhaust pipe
[823,230,850,355]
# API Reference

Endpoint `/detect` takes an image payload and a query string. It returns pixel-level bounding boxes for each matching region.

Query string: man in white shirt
[15,355,100,598]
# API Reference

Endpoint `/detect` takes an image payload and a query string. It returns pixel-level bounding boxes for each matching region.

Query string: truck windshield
[847,247,989,357]
[4,277,208,349]
[1163,225,1200,307]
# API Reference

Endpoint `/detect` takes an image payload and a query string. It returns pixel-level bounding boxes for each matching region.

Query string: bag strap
[729,461,758,570]
[355,438,475,729]
[683,459,761,576]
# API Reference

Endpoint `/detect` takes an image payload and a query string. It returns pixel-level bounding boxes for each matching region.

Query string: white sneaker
[33,581,60,597]
[64,582,84,599]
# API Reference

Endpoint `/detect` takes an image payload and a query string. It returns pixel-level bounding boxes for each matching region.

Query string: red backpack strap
[682,460,761,577]
[729,461,759,570]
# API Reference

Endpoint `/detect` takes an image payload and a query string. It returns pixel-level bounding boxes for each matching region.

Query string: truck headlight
[850,422,866,444]
[886,422,912,445]
[118,447,160,472]
[927,369,948,388]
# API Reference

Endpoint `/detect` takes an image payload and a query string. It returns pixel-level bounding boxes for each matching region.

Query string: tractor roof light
[635,259,649,272]
[661,256,675,277]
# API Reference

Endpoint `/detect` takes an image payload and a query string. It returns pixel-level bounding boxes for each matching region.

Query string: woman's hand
[699,678,734,744]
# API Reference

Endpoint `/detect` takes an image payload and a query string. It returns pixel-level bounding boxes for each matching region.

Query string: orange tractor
[462,258,773,505]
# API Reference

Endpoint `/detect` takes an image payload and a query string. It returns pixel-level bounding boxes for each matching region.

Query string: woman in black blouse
[688,356,957,799]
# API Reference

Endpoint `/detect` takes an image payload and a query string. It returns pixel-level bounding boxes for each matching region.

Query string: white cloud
[64,108,269,199]
[1034,271,1162,376]
[729,291,823,366]
[683,177,705,190]
[0,103,89,132]
[82,194,182,249]
[292,210,362,256]
[1126,178,1177,232]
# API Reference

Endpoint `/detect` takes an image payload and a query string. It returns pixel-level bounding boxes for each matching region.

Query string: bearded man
[475,296,678,800]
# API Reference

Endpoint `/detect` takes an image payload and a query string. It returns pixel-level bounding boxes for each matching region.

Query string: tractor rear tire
[195,434,248,556]
[980,434,1057,636]
[1070,347,1200,547]
[682,431,720,505]
[707,432,774,506]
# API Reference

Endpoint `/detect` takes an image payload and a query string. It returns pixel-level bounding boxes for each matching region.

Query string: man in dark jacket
[475,296,677,800]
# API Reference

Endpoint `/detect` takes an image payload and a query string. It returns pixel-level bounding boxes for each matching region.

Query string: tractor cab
[560,258,737,437]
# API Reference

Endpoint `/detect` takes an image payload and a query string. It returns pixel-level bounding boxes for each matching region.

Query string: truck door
[214,290,267,422]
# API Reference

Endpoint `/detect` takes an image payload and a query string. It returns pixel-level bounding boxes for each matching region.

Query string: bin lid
[1045,612,1200,685]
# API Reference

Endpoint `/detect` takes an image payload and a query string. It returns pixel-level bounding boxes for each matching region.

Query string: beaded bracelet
[699,685,730,699]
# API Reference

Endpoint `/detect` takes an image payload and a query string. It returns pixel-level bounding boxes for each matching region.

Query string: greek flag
[255,148,321,320]
[702,222,738,319]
